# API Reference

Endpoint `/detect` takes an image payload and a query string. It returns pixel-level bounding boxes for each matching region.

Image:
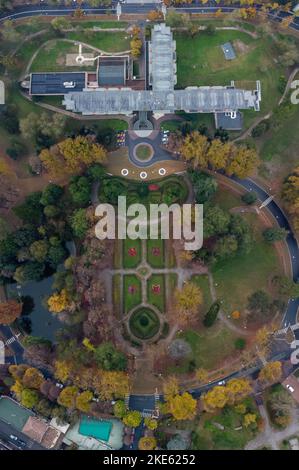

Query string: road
[0,2,299,32]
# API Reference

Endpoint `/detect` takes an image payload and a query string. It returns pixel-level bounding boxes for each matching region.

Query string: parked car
[9,435,18,441]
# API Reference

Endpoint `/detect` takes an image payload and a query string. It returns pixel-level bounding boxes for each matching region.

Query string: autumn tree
[138,436,157,450]
[76,390,93,413]
[123,410,142,428]
[243,413,257,428]
[54,360,72,383]
[207,140,233,170]
[163,376,179,401]
[282,167,299,232]
[174,282,202,324]
[40,136,107,178]
[113,400,127,418]
[22,367,45,390]
[21,388,39,409]
[166,392,197,421]
[259,361,282,385]
[225,146,259,179]
[202,386,228,412]
[47,289,71,314]
[180,131,209,169]
[195,368,208,384]
[96,371,130,400]
[147,10,164,21]
[226,378,252,404]
[58,386,78,409]
[0,299,22,325]
[144,417,158,430]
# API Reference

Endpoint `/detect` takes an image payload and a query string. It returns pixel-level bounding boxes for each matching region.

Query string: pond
[7,275,62,342]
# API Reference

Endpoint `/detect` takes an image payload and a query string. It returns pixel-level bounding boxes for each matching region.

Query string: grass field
[66,31,130,52]
[175,31,283,127]
[147,274,165,313]
[212,212,282,315]
[113,274,121,319]
[123,275,142,314]
[191,274,213,318]
[211,187,242,211]
[171,326,238,371]
[123,238,142,269]
[146,239,164,269]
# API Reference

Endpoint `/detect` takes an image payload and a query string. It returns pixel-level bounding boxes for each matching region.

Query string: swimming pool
[79,417,112,442]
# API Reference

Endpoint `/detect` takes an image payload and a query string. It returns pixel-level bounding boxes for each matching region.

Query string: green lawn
[212,187,242,211]
[212,213,282,315]
[30,40,95,73]
[175,31,284,127]
[66,31,130,53]
[113,274,121,319]
[171,326,238,371]
[147,274,165,313]
[123,238,142,269]
[191,274,213,317]
[192,398,260,450]
[123,275,142,314]
[147,238,164,268]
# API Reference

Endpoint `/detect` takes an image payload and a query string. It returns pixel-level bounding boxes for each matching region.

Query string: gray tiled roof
[62,86,260,115]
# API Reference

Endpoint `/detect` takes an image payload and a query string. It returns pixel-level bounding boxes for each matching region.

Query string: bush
[251,120,270,138]
[241,192,257,205]
[235,338,246,350]
[203,302,220,327]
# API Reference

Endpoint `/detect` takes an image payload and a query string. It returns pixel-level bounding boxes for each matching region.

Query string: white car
[286,384,295,393]
[63,81,76,89]
[10,435,18,441]
[218,380,226,386]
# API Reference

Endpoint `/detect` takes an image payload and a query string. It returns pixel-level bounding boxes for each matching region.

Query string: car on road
[217,380,226,385]
[63,81,76,89]
[9,434,18,441]
[286,384,295,393]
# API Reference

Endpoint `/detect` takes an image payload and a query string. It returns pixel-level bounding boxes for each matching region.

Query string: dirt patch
[233,39,252,55]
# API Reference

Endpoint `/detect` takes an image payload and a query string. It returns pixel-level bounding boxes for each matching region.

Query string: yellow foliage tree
[167,392,197,421]
[47,289,70,314]
[22,367,45,390]
[54,360,73,383]
[97,371,130,400]
[202,386,229,412]
[76,390,93,412]
[163,376,179,401]
[258,361,282,385]
[180,131,209,169]
[138,436,157,450]
[174,282,202,324]
[243,413,257,428]
[57,386,78,409]
[226,378,252,404]
[226,146,259,179]
[144,417,158,430]
[11,380,24,400]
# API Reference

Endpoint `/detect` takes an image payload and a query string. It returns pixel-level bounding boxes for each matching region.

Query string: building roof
[30,72,86,95]
[221,42,236,61]
[98,58,126,87]
[22,416,61,449]
[63,85,260,115]
[149,23,177,91]
[282,374,299,404]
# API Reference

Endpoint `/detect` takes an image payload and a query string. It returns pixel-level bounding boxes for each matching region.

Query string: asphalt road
[0,2,298,32]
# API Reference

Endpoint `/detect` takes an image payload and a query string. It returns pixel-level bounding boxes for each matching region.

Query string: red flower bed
[152,284,161,294]
[152,247,161,256]
[128,247,137,257]
[148,184,160,191]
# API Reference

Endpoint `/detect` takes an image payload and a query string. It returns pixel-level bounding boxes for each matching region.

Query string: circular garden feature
[129,307,160,340]
[134,143,154,163]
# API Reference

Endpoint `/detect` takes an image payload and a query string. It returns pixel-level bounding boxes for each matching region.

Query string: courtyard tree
[96,371,130,400]
[225,146,259,179]
[180,131,209,169]
[166,392,197,421]
[94,342,127,371]
[76,390,93,413]
[263,227,288,242]
[123,410,142,428]
[138,436,157,450]
[22,367,45,390]
[259,361,282,385]
[174,282,202,324]
[144,417,158,430]
[0,299,22,325]
[58,385,78,409]
[21,388,39,409]
[202,385,228,412]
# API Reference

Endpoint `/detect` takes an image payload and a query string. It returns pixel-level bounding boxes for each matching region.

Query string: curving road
[0,2,299,33]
